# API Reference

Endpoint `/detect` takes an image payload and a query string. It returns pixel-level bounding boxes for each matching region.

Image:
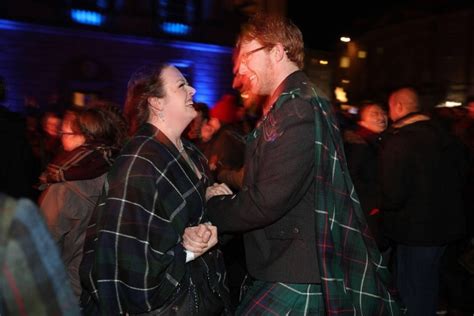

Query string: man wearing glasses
[201,13,405,315]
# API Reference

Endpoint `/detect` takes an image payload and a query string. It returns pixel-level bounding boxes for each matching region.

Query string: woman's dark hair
[124,63,169,135]
[65,105,128,148]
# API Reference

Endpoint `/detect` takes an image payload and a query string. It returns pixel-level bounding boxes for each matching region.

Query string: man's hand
[205,183,233,201]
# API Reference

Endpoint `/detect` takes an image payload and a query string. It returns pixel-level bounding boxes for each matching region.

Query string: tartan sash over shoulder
[276,84,405,315]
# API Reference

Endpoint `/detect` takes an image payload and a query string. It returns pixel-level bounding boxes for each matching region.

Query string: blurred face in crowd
[60,119,86,152]
[359,104,388,133]
[200,117,221,142]
[43,114,61,137]
[187,111,206,140]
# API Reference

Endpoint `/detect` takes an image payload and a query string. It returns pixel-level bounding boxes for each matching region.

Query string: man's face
[236,40,274,96]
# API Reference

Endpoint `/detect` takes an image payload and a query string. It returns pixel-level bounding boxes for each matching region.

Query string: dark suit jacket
[207,71,320,283]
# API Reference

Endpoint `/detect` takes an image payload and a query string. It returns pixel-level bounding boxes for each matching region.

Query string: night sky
[287,0,472,51]
[287,2,402,51]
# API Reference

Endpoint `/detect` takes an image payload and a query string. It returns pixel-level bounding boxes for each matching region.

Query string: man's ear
[272,43,286,62]
[395,101,404,115]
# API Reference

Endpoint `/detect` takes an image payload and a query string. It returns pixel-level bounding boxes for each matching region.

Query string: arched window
[158,0,195,35]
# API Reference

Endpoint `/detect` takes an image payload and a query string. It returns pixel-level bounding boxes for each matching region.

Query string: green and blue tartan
[286,85,404,315]
[80,124,230,315]
[245,81,406,315]
[213,71,405,315]
[238,280,325,315]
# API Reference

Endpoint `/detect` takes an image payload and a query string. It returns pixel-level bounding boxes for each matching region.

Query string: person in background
[38,105,128,300]
[379,87,467,316]
[343,102,388,250]
[453,96,474,236]
[0,105,38,199]
[39,111,62,169]
[198,13,404,315]
[79,63,231,315]
[197,94,246,191]
[185,101,210,142]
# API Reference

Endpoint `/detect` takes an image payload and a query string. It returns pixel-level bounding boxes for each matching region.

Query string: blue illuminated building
[0,0,249,113]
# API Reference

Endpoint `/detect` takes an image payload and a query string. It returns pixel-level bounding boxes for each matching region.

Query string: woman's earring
[158,111,165,122]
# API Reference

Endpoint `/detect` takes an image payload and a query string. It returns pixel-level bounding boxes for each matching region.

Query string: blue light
[161,22,190,35]
[0,18,233,112]
[193,79,216,107]
[70,9,104,26]
[168,59,224,107]
[0,18,231,54]
[170,60,191,69]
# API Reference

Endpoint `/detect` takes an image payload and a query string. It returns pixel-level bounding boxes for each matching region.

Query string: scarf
[38,143,117,188]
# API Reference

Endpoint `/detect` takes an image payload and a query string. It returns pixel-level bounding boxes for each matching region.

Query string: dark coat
[207,71,320,283]
[344,126,386,249]
[379,113,467,245]
[208,71,405,314]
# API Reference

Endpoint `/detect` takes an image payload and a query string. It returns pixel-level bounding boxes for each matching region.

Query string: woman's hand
[182,223,218,258]
[205,183,233,201]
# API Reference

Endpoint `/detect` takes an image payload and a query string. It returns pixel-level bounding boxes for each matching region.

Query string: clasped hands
[182,183,233,258]
[182,223,217,258]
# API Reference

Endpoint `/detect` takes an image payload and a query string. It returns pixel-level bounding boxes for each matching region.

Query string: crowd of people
[1,12,473,316]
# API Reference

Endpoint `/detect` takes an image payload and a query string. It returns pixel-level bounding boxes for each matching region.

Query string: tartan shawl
[79,124,228,315]
[0,194,80,316]
[276,79,405,315]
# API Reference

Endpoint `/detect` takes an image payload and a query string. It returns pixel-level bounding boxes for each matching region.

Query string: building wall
[304,49,334,100]
[335,9,474,108]
[0,19,234,113]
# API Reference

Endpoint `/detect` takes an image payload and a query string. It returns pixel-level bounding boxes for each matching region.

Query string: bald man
[388,87,420,122]
[379,87,467,316]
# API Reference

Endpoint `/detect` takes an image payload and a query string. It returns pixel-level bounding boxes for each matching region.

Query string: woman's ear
[148,96,163,111]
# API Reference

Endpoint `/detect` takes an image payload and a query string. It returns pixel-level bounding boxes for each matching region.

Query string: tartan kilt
[237,280,325,315]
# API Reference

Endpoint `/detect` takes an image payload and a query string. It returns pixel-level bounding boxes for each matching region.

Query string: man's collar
[391,112,430,129]
[266,70,306,113]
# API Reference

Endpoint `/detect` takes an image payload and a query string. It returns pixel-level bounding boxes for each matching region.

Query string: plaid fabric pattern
[208,71,404,314]
[0,194,80,316]
[238,281,325,315]
[80,124,228,315]
[277,84,404,315]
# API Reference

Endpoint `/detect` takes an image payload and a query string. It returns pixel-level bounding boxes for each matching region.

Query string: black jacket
[378,113,467,245]
[207,71,320,283]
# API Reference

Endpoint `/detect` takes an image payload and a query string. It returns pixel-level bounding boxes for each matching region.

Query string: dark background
[287,0,472,51]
